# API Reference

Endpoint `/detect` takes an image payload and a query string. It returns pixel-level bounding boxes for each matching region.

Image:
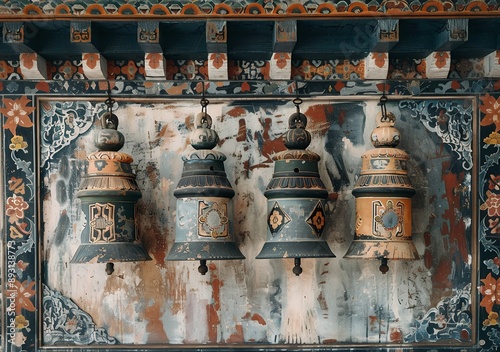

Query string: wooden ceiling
[0,18,498,62]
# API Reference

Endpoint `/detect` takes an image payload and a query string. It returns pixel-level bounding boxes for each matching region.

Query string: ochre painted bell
[166,101,245,275]
[71,103,151,275]
[344,108,419,273]
[256,100,335,276]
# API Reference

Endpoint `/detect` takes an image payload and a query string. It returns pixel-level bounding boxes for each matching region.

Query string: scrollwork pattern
[42,284,118,345]
[404,283,472,343]
[40,101,100,168]
[399,100,473,171]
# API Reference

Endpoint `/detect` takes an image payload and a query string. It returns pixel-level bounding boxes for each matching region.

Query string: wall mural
[32,96,473,348]
[2,86,500,351]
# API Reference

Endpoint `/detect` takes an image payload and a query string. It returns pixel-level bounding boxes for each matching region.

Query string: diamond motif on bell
[268,201,291,235]
[306,201,326,238]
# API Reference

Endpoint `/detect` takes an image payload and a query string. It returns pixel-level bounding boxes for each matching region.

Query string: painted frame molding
[1,78,499,351]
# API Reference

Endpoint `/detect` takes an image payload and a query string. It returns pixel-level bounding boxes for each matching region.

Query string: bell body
[256,150,335,259]
[166,150,245,261]
[71,150,151,263]
[344,115,419,261]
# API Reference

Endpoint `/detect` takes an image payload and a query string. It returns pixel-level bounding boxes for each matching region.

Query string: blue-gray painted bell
[71,109,151,275]
[166,109,245,275]
[256,108,335,276]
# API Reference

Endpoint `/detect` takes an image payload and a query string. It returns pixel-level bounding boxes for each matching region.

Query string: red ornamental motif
[6,194,29,223]
[489,174,500,191]
[210,53,226,70]
[146,53,162,69]
[0,96,35,136]
[372,52,387,68]
[480,273,500,313]
[0,60,15,79]
[482,191,500,218]
[20,53,37,70]
[58,60,77,80]
[120,60,144,80]
[10,279,36,315]
[489,218,500,234]
[433,52,449,69]
[83,53,99,70]
[480,94,500,132]
[274,53,290,70]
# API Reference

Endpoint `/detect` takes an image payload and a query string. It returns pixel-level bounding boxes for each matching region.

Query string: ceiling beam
[70,21,101,53]
[2,22,35,54]
[433,19,468,52]
[270,20,296,80]
[138,21,162,53]
[207,20,228,80]
[372,19,399,52]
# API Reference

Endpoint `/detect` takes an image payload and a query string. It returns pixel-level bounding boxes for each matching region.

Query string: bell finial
[93,94,125,152]
[190,97,220,150]
[282,98,312,150]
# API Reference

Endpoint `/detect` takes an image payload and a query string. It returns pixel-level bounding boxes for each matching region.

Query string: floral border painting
[479,94,500,351]
[0,84,499,351]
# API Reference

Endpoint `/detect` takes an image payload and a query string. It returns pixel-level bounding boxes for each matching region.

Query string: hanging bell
[344,107,419,274]
[256,99,335,276]
[71,100,151,275]
[166,100,245,275]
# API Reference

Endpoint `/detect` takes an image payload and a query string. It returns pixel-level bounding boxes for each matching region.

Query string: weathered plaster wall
[39,97,472,346]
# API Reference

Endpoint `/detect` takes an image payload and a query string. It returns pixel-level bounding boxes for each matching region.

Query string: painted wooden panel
[0,0,499,18]
[38,97,473,347]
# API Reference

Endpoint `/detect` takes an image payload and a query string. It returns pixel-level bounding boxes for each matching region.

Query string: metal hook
[200,82,209,115]
[102,81,117,129]
[379,83,388,119]
[293,81,303,114]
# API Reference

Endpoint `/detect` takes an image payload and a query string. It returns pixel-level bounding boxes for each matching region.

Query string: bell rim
[343,239,420,260]
[166,241,245,261]
[256,241,336,259]
[71,242,151,263]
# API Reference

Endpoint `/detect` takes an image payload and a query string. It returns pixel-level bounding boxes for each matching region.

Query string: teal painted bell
[71,100,151,275]
[166,99,245,275]
[256,99,335,276]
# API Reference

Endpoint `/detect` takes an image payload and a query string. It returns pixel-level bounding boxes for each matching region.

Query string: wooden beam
[372,19,399,52]
[19,53,47,79]
[434,19,468,52]
[81,53,107,80]
[70,21,100,53]
[484,50,500,78]
[138,21,162,53]
[2,22,34,53]
[269,52,292,80]
[206,20,227,53]
[207,20,228,80]
[208,53,228,80]
[363,52,389,79]
[425,51,451,79]
[273,20,297,53]
[269,20,296,80]
[144,53,166,80]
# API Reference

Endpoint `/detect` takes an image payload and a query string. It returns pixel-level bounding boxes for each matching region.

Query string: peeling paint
[40,98,473,346]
